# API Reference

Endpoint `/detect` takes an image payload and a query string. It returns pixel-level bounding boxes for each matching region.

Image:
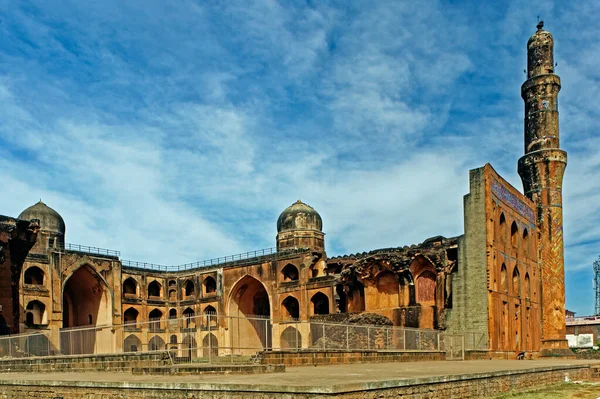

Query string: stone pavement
[0,359,598,394]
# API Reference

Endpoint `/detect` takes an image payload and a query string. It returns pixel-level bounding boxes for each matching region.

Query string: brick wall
[260,350,443,366]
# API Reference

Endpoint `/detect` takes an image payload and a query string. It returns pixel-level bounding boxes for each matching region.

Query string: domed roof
[18,200,65,235]
[277,200,322,233]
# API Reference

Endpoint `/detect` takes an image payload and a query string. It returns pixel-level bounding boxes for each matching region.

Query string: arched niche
[24,266,45,285]
[183,307,195,328]
[123,277,138,296]
[500,263,508,293]
[123,334,141,352]
[281,263,299,282]
[522,228,529,257]
[281,296,300,319]
[512,266,520,297]
[280,326,302,350]
[203,276,217,295]
[25,300,47,326]
[149,308,163,331]
[310,292,329,315]
[204,305,217,328]
[183,280,195,298]
[124,307,139,328]
[524,273,531,299]
[149,335,165,351]
[202,333,218,357]
[148,280,162,298]
[499,212,507,244]
[511,221,519,247]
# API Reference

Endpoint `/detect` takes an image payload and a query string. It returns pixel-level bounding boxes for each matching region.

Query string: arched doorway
[228,275,271,353]
[62,265,112,354]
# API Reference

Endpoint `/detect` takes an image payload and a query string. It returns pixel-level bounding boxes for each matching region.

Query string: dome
[18,200,65,235]
[277,200,322,233]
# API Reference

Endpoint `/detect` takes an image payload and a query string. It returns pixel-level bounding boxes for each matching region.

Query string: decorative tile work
[491,181,535,223]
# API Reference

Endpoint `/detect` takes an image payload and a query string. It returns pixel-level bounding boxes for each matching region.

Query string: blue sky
[0,1,598,315]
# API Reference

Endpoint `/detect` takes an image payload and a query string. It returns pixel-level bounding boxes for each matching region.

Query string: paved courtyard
[0,359,598,393]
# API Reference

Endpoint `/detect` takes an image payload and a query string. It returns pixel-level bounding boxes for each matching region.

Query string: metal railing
[58,243,121,257]
[0,314,473,365]
[121,247,309,272]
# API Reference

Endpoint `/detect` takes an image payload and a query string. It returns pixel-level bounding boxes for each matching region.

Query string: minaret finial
[537,20,544,31]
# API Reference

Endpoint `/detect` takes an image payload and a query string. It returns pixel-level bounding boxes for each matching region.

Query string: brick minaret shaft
[518,22,571,356]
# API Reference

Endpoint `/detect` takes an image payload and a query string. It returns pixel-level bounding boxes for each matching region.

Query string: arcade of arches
[10,168,549,357]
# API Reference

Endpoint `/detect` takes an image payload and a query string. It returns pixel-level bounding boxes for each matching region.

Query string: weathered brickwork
[517,22,571,356]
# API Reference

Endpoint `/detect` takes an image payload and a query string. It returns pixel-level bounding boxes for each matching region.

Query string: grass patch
[491,382,600,399]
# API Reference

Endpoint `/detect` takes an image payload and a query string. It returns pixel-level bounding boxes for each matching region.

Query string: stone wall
[260,350,443,366]
[0,351,169,372]
[446,167,488,336]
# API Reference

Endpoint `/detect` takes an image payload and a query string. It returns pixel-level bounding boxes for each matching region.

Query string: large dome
[18,200,65,235]
[277,200,322,233]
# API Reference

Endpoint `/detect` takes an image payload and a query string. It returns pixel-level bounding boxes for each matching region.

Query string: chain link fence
[0,314,485,364]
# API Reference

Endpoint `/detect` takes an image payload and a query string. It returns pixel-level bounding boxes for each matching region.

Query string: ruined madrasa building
[0,24,572,357]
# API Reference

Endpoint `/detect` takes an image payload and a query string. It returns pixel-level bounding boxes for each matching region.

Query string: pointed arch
[124,307,139,329]
[511,221,519,247]
[149,335,165,351]
[24,266,45,285]
[281,263,299,282]
[524,273,531,299]
[184,279,195,298]
[202,333,218,357]
[25,300,47,326]
[522,228,529,257]
[310,292,329,315]
[512,266,521,297]
[123,277,138,296]
[148,280,162,298]
[62,264,112,328]
[281,296,300,319]
[281,326,302,350]
[203,276,217,295]
[123,334,141,352]
[499,212,507,243]
[500,263,508,293]
[227,275,271,352]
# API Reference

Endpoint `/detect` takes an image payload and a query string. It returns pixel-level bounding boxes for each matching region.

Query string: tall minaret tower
[518,21,571,356]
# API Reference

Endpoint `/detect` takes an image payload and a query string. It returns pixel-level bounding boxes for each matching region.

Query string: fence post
[437,332,440,352]
[208,313,212,364]
[403,329,406,351]
[462,335,465,361]
[367,327,370,350]
[265,318,269,351]
[346,325,349,350]
[295,318,299,351]
[322,324,325,350]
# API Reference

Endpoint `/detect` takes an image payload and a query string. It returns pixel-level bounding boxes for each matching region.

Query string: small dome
[18,200,65,235]
[277,200,322,233]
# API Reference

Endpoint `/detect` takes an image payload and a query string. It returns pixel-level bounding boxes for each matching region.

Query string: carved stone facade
[0,24,571,358]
